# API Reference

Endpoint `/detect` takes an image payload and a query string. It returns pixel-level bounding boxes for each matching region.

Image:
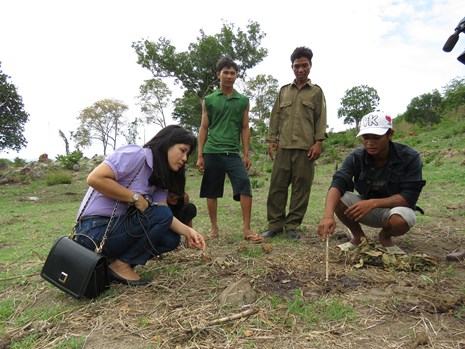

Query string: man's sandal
[383,245,406,255]
[244,233,264,244]
[337,241,358,252]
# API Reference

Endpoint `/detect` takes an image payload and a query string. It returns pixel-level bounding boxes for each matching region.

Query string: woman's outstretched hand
[186,228,206,250]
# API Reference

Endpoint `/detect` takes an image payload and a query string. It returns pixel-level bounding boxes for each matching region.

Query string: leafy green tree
[172,91,202,133]
[124,117,141,145]
[337,85,380,130]
[0,62,29,151]
[138,78,172,128]
[244,74,278,153]
[133,21,267,131]
[74,99,128,155]
[442,77,465,113]
[403,90,443,126]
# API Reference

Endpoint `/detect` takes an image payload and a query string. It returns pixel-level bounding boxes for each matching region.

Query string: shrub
[56,150,83,170]
[403,90,443,126]
[13,157,27,167]
[46,171,72,185]
[0,158,12,171]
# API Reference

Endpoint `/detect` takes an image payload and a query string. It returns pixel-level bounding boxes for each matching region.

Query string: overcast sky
[1,0,464,160]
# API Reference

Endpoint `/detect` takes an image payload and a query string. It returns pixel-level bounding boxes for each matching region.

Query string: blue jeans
[74,205,179,265]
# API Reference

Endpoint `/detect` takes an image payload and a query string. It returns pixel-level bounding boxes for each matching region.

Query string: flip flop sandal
[337,241,358,252]
[446,250,465,262]
[384,245,406,255]
[244,234,264,244]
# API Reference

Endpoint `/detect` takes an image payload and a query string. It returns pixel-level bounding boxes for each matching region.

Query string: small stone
[261,243,273,254]
[243,329,254,337]
[218,278,257,307]
[413,331,429,347]
[38,153,49,162]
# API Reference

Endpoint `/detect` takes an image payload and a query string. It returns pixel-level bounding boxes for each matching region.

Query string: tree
[337,85,380,130]
[58,129,70,155]
[124,117,141,145]
[0,62,29,151]
[442,77,465,113]
[403,90,443,126]
[133,21,267,131]
[172,91,202,133]
[74,99,128,155]
[244,74,278,153]
[138,78,172,128]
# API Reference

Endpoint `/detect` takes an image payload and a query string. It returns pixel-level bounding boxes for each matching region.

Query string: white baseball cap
[357,111,393,137]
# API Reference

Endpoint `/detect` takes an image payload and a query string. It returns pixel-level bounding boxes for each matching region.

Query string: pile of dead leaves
[341,240,438,271]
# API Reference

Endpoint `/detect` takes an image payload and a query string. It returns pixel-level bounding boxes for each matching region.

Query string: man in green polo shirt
[197,56,263,243]
[262,46,327,240]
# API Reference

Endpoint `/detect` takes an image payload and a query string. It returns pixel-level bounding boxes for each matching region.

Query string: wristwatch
[130,193,141,205]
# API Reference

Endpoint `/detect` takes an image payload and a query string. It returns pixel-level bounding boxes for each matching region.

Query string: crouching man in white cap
[317,111,425,254]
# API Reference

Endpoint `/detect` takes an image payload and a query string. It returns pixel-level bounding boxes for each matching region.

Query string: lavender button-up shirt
[77,145,168,218]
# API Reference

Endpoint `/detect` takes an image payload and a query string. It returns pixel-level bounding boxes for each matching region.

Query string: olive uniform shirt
[267,80,326,149]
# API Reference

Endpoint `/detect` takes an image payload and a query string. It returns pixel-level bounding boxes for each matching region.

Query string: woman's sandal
[244,233,264,244]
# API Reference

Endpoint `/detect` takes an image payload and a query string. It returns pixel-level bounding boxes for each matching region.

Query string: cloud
[0,0,463,159]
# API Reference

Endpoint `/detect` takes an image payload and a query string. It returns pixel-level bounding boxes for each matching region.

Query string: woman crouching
[74,125,206,286]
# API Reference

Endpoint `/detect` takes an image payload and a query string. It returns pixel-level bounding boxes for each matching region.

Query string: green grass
[15,304,64,327]
[10,334,39,349]
[281,289,356,325]
[239,245,264,258]
[45,171,72,186]
[455,305,465,320]
[0,298,15,335]
[0,112,464,347]
[54,336,85,349]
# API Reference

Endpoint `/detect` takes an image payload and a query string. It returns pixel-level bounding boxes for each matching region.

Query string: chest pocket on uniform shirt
[279,101,292,120]
[302,101,316,120]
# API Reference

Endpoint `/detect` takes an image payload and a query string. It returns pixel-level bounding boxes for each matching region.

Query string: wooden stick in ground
[186,307,258,333]
[325,236,329,282]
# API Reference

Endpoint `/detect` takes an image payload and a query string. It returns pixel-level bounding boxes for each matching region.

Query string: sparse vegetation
[56,150,83,170]
[0,112,465,348]
[45,171,72,185]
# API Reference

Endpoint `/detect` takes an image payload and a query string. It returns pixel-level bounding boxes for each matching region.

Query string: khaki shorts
[341,192,416,228]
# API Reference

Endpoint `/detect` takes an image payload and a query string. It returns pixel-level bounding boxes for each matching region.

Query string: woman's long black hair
[143,125,197,195]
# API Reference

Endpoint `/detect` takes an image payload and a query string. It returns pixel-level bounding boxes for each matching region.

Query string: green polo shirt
[203,89,249,154]
[268,80,327,150]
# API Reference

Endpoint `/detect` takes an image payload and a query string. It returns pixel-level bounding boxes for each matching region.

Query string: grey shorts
[341,192,416,228]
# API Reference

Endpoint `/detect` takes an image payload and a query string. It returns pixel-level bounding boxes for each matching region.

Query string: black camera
[443,17,465,64]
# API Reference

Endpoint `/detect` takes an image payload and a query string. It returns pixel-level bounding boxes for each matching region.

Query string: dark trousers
[170,202,197,225]
[266,149,315,231]
[75,205,179,266]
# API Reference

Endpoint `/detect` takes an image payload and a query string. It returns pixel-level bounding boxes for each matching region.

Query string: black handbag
[40,236,109,299]
[41,164,143,299]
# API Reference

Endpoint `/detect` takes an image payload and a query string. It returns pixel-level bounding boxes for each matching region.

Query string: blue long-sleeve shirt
[330,142,426,208]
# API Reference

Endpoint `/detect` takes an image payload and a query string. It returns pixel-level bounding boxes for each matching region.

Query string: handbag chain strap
[74,161,145,254]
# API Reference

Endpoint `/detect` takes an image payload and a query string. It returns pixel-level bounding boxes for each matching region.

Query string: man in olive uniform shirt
[262,46,327,240]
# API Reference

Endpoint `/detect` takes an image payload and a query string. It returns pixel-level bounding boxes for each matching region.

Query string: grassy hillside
[0,113,464,349]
